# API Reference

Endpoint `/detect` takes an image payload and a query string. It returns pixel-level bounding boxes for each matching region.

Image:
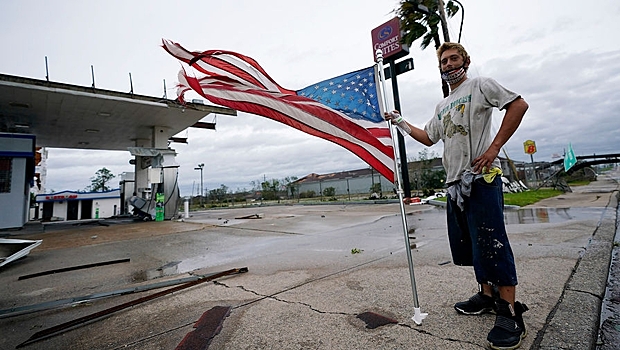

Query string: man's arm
[471,97,529,173]
[384,111,434,146]
[404,121,434,146]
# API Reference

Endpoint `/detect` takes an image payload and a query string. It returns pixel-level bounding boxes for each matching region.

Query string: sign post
[523,140,537,185]
[371,17,412,198]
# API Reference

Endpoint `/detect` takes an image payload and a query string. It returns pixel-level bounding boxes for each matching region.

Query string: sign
[523,140,536,155]
[564,143,577,171]
[45,194,78,200]
[384,58,414,79]
[371,17,409,62]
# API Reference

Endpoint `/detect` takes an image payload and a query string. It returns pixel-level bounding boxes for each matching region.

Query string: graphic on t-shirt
[442,105,468,138]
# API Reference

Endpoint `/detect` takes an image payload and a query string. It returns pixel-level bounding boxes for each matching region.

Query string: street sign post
[371,17,412,197]
[523,140,537,184]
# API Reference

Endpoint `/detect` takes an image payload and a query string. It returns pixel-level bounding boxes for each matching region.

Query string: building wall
[0,157,29,229]
[0,133,35,229]
[297,174,394,198]
[36,189,120,221]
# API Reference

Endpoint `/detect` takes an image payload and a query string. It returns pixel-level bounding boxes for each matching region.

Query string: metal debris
[16,267,248,348]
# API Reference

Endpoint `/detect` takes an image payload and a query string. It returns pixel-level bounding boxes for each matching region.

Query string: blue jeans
[446,176,518,286]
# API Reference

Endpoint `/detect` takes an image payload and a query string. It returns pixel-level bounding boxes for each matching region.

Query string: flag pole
[375,49,427,325]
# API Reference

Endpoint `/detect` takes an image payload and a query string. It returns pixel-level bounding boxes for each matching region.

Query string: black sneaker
[454,292,496,315]
[487,299,529,350]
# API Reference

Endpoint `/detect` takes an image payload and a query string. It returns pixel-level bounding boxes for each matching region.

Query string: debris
[16,267,248,348]
[351,248,363,254]
[235,214,262,219]
[0,238,42,268]
[1,275,202,318]
[18,258,130,280]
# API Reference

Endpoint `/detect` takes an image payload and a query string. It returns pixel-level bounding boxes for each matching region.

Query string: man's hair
[437,42,469,65]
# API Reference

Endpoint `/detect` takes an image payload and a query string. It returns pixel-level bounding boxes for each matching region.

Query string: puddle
[504,207,605,225]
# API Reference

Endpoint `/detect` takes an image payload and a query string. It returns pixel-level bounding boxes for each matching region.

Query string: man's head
[437,42,470,87]
[437,42,470,70]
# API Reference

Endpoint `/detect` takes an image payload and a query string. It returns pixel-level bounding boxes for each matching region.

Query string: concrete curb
[535,190,619,349]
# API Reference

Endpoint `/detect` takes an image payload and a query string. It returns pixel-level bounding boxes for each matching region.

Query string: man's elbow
[511,98,529,114]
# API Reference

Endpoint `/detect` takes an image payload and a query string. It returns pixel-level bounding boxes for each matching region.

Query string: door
[42,202,53,221]
[81,200,92,220]
[67,200,79,220]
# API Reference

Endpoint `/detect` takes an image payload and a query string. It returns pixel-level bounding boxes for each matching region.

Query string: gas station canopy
[0,73,236,150]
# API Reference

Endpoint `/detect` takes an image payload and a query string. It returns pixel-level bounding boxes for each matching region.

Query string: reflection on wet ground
[504,207,605,225]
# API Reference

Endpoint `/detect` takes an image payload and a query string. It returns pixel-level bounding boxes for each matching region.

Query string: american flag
[162,39,395,181]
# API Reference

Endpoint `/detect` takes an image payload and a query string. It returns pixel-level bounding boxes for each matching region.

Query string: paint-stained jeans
[446,176,518,286]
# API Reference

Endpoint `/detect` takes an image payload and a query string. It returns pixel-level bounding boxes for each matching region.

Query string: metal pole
[388,60,411,198]
[376,49,427,325]
[45,56,49,81]
[91,65,96,88]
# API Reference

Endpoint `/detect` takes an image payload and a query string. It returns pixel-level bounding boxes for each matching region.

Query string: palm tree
[395,0,462,97]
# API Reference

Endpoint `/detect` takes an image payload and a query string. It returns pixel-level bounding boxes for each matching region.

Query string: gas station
[0,73,236,229]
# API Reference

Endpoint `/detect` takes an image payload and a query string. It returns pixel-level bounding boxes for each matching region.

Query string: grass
[503,189,563,207]
[432,188,563,207]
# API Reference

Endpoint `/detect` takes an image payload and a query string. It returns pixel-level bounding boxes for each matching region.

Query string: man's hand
[383,110,412,134]
[472,146,500,173]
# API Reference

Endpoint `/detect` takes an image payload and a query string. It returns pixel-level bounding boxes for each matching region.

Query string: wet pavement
[0,169,618,349]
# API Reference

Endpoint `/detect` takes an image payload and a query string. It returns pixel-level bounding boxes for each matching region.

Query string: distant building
[35,189,121,222]
[293,156,523,199]
[294,168,395,199]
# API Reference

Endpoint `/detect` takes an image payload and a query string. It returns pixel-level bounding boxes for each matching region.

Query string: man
[386,42,529,350]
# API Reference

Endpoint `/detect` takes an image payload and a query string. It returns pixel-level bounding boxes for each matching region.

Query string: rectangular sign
[564,143,577,171]
[371,17,409,62]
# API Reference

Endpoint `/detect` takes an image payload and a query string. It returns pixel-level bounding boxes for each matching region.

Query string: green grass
[432,188,563,207]
[503,189,563,207]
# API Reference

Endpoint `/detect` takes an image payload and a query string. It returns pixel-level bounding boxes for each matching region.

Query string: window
[0,157,12,193]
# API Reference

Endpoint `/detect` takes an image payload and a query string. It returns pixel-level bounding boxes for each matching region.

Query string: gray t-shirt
[424,77,520,183]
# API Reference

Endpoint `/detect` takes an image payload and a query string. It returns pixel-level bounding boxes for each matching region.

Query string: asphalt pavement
[0,169,618,350]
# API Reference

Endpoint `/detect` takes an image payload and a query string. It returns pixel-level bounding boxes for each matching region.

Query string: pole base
[411,307,428,325]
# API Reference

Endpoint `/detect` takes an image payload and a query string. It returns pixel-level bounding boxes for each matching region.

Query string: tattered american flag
[162,39,395,181]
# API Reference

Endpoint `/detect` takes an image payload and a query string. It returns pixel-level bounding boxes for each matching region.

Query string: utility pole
[194,163,204,206]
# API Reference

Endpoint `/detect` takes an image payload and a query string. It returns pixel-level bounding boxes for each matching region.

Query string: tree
[322,187,336,200]
[396,0,461,97]
[208,184,229,202]
[414,148,445,196]
[87,167,115,192]
[282,176,299,199]
[261,178,281,200]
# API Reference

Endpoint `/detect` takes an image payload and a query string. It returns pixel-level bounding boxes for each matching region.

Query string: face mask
[441,63,467,85]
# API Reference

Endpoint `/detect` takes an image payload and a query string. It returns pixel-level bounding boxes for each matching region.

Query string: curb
[534,190,619,349]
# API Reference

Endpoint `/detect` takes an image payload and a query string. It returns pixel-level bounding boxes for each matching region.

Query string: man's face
[440,48,465,72]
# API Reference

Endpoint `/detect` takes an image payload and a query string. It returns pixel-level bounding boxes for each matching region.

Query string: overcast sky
[2,0,619,195]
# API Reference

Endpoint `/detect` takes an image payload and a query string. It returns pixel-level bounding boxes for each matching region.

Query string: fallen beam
[17,267,248,348]
[18,258,131,280]
[1,275,199,318]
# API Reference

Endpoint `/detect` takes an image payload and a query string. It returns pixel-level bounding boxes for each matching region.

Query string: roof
[0,74,236,151]
[36,188,121,202]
